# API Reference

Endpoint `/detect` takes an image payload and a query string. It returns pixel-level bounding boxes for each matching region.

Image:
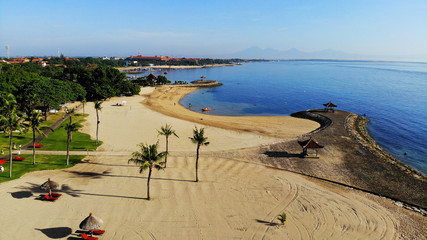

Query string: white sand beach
[0,87,413,239]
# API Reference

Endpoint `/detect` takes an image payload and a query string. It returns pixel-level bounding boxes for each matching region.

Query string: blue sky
[1,0,426,60]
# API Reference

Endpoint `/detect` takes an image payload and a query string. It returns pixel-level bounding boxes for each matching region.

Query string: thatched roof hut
[323,101,337,112]
[298,138,324,157]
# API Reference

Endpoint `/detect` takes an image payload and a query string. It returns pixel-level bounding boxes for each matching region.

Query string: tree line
[0,62,140,118]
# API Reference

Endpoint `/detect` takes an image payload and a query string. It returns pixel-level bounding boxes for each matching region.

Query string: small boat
[202,108,211,112]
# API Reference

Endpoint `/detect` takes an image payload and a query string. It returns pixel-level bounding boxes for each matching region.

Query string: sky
[0,0,426,60]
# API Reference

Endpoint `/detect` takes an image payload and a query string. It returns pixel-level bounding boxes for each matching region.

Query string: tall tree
[62,122,82,165]
[157,124,178,168]
[94,101,102,145]
[0,93,25,178]
[189,127,209,182]
[81,98,86,114]
[65,107,76,124]
[128,142,166,200]
[25,110,52,165]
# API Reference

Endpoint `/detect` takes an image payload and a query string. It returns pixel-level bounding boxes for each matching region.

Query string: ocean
[142,61,427,175]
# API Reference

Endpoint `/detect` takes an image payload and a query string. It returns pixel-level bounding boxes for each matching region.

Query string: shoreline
[116,63,236,71]
[143,85,426,209]
[345,114,425,178]
[1,86,426,239]
[142,85,320,139]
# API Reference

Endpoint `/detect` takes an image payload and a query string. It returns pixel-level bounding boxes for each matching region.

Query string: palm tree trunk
[165,136,169,168]
[195,144,200,182]
[66,133,70,165]
[9,130,13,178]
[96,110,99,145]
[32,129,36,165]
[147,167,152,200]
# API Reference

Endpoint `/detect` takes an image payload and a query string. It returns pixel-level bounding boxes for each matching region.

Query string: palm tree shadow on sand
[255,219,279,226]
[35,227,72,239]
[263,151,305,158]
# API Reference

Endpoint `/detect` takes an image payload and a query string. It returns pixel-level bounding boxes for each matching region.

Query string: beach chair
[90,229,105,235]
[14,156,26,161]
[81,233,98,240]
[51,193,62,198]
[35,143,44,148]
[44,194,58,201]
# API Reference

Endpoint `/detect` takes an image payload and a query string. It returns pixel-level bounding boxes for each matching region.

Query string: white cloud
[278,27,288,31]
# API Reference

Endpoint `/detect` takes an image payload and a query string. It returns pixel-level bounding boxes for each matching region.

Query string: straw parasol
[80,212,103,233]
[298,138,324,157]
[323,101,337,112]
[40,178,59,191]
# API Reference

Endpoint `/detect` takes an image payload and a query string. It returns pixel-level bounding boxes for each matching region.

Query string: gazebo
[146,73,157,84]
[298,138,324,157]
[323,101,337,112]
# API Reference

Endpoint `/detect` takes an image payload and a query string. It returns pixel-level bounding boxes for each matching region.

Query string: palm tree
[81,98,86,114]
[26,110,52,165]
[63,122,82,165]
[65,107,75,124]
[94,101,102,145]
[128,142,166,200]
[189,127,209,182]
[0,93,25,178]
[157,124,178,168]
[277,212,287,225]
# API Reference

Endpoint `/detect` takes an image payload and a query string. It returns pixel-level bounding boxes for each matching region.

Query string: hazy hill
[224,47,427,61]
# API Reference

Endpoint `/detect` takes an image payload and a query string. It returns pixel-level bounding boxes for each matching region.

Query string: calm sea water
[143,61,427,175]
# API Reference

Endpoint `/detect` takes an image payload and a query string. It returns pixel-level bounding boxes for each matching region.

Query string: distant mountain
[223,47,427,61]
[225,47,359,60]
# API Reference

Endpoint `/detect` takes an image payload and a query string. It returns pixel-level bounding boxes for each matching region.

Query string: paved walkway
[19,150,130,156]
[22,104,83,150]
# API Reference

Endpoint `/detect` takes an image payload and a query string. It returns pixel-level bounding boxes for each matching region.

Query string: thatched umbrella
[79,212,103,235]
[40,178,59,191]
[323,101,337,112]
[298,138,324,157]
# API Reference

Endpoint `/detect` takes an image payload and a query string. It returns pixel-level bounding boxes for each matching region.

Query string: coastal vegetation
[0,93,25,177]
[189,127,209,182]
[94,101,102,145]
[0,61,140,104]
[133,74,172,86]
[128,142,166,200]
[38,113,99,151]
[25,110,51,164]
[63,122,83,166]
[157,124,179,168]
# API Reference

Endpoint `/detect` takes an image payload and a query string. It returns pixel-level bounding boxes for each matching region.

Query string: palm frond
[128,142,166,173]
[189,126,209,145]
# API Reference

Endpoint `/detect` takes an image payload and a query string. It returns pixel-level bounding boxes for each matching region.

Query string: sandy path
[0,87,400,239]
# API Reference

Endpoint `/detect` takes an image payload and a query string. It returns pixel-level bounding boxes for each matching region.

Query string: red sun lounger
[35,143,44,148]
[44,194,58,201]
[81,233,98,240]
[90,229,105,235]
[14,156,26,161]
[51,193,62,198]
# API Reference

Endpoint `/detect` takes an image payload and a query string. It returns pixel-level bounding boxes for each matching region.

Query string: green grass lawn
[0,113,66,154]
[0,113,101,153]
[0,154,86,183]
[39,113,101,151]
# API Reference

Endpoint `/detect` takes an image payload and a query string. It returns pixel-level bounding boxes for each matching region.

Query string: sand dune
[0,87,407,239]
